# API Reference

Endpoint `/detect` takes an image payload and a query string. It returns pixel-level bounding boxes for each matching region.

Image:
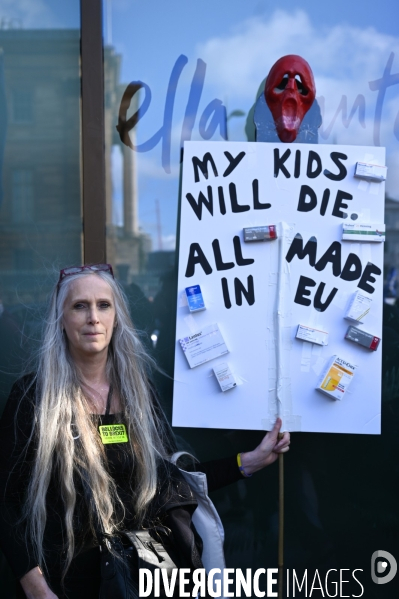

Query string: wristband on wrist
[237,453,253,478]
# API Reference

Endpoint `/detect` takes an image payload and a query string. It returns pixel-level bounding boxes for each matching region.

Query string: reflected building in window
[0,28,160,307]
[104,45,152,288]
[0,29,82,304]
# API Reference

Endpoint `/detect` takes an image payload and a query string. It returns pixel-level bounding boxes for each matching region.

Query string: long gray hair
[23,270,173,576]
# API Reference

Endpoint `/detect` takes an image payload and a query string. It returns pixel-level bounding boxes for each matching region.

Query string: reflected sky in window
[102,1,399,246]
[5,0,397,247]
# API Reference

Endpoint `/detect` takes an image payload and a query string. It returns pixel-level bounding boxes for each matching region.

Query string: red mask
[264,55,316,143]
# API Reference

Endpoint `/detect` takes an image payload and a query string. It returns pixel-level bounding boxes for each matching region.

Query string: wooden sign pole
[278,449,284,599]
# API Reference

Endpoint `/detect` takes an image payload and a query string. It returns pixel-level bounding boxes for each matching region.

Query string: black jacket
[0,375,242,581]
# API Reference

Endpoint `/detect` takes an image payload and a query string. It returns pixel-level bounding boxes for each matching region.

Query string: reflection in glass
[0,28,82,398]
[11,90,33,123]
[0,6,82,594]
[104,3,399,595]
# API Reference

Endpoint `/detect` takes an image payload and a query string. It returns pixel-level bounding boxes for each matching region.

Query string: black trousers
[16,547,101,599]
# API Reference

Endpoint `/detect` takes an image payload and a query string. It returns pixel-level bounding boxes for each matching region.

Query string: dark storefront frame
[81,0,106,263]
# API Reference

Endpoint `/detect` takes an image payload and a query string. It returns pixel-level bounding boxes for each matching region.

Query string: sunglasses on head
[58,264,114,286]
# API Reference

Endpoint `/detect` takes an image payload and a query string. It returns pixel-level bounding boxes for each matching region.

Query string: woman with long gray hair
[0,264,290,599]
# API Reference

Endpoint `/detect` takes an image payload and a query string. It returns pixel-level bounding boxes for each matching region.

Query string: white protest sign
[173,141,385,434]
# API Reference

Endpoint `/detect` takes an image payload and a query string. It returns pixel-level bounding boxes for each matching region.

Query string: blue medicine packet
[185,285,206,312]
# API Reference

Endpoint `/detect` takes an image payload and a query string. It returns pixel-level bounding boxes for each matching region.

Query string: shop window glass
[0,3,81,593]
[104,2,399,595]
[12,89,33,123]
[11,169,34,222]
[0,20,82,402]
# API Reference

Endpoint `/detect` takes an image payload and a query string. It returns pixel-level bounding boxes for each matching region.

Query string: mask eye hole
[295,74,309,96]
[274,73,289,92]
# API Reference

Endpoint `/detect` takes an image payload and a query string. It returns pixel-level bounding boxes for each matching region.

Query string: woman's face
[62,274,116,361]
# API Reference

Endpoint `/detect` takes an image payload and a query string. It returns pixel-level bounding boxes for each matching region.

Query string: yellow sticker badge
[99,424,129,444]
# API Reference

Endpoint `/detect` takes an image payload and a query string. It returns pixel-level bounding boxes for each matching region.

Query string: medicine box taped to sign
[173,141,385,434]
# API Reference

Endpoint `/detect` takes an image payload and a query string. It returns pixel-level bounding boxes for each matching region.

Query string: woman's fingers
[274,432,290,451]
[240,424,291,474]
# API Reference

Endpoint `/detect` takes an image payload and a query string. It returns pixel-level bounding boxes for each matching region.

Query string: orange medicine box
[316,355,356,400]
